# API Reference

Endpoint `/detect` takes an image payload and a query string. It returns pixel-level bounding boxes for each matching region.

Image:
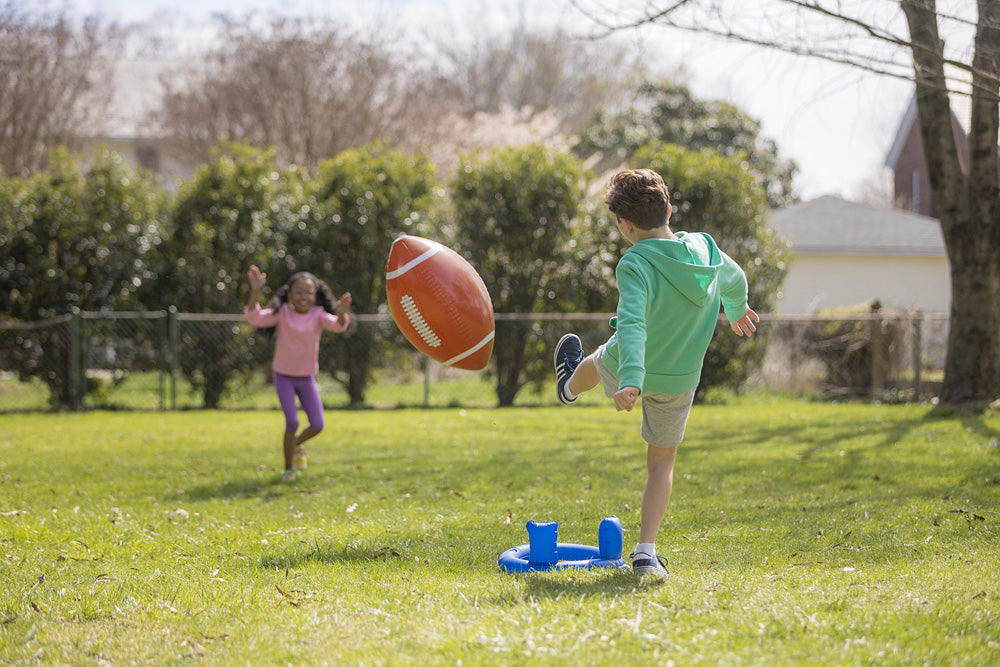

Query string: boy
[554,168,759,577]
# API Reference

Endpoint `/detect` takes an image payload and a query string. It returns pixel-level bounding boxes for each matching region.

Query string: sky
[57,0,925,201]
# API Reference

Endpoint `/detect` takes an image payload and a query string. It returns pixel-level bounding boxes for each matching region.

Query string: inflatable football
[385,235,494,371]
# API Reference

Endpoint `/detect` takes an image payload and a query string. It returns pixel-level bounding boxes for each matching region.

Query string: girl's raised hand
[335,292,352,316]
[247,265,267,291]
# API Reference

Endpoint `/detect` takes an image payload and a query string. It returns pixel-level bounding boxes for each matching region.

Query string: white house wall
[776,253,950,314]
[78,137,191,192]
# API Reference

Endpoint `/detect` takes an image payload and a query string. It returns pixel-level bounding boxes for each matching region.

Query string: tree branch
[571,0,988,91]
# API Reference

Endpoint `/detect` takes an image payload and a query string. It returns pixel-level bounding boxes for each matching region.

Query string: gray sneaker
[630,552,669,577]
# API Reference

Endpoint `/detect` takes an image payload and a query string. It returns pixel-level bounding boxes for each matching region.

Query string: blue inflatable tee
[598,515,623,559]
[526,520,558,565]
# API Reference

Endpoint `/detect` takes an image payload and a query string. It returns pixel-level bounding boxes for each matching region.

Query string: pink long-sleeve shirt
[244,303,349,377]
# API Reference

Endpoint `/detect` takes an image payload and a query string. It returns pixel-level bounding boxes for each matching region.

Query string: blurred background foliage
[0,6,791,408]
[1,137,787,407]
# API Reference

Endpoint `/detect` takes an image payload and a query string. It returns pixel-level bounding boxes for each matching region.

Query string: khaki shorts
[594,343,696,449]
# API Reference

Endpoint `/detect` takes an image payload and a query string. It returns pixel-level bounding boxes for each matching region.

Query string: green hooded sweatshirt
[601,231,750,395]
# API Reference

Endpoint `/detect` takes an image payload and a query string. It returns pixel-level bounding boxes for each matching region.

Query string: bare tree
[155,16,460,171]
[433,10,649,134]
[0,2,116,177]
[573,0,999,408]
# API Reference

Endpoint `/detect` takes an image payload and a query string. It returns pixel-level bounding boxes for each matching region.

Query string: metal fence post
[423,354,430,408]
[870,314,885,398]
[913,315,923,400]
[157,310,167,411]
[68,307,82,411]
[168,307,178,410]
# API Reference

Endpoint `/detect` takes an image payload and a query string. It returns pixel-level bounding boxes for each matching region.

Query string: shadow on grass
[164,405,999,513]
[258,542,665,604]
[259,540,408,569]
[492,567,662,602]
[694,406,1000,500]
[170,472,330,502]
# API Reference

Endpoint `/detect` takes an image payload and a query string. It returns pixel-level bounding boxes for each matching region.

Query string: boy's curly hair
[604,168,671,230]
[256,272,337,341]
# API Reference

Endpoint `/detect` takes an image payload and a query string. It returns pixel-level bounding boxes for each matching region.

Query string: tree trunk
[942,239,1000,405]
[494,320,530,407]
[345,334,370,406]
[903,0,1000,406]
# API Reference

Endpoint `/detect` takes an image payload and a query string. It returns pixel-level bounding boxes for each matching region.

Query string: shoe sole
[633,566,670,577]
[554,334,582,405]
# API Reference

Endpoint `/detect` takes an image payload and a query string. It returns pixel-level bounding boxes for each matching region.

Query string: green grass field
[1,396,998,665]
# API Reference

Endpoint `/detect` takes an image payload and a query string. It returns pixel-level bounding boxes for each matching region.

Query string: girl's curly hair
[256,272,337,341]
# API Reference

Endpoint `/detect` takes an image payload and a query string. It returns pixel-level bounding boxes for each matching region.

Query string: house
[776,80,978,315]
[769,195,949,314]
[883,96,971,218]
[883,61,977,219]
[77,56,196,189]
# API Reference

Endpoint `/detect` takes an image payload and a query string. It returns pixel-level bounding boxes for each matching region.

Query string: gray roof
[769,195,946,257]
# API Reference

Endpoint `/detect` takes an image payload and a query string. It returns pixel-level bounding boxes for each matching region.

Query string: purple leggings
[274,373,325,435]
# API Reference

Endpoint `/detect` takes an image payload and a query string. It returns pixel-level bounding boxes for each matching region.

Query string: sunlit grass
[1,398,998,664]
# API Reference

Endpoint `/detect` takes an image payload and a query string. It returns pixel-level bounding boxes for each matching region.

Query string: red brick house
[884,95,971,218]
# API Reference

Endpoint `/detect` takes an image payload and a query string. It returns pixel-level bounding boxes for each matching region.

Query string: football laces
[400,294,442,348]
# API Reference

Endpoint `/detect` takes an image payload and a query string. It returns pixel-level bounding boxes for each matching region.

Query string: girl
[245,265,352,482]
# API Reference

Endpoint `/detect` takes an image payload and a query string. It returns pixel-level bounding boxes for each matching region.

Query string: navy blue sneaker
[554,333,583,405]
[630,552,669,578]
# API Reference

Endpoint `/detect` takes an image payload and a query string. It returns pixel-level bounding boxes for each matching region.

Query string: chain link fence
[757,312,949,401]
[0,310,949,412]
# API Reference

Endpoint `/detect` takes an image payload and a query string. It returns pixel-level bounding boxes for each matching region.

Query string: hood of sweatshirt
[621,231,722,307]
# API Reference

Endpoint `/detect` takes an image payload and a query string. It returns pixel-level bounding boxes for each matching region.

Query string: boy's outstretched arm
[730,308,760,337]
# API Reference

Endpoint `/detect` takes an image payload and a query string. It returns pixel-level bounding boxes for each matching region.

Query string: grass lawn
[1,396,998,665]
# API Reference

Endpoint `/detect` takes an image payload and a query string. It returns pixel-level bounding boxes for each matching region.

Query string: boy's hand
[730,308,759,337]
[614,386,640,412]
